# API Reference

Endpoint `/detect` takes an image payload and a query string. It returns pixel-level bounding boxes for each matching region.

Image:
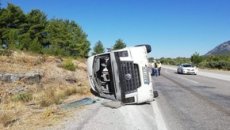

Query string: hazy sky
[1,0,230,58]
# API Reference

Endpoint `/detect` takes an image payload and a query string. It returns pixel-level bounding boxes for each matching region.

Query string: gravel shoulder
[43,97,158,130]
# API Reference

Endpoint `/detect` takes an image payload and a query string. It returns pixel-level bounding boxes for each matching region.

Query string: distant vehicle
[177,64,198,75]
[87,44,157,104]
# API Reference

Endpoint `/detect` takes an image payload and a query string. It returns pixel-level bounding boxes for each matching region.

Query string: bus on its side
[87,44,155,104]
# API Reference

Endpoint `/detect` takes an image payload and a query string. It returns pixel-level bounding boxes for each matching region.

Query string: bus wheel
[154,91,159,98]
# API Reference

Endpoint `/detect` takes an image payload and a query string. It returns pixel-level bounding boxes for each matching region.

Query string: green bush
[205,61,230,70]
[62,59,76,71]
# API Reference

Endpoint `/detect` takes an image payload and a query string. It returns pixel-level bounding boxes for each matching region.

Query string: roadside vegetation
[91,38,126,55]
[0,3,127,57]
[60,58,77,71]
[0,3,90,57]
[0,3,128,129]
[0,51,91,129]
[154,52,230,70]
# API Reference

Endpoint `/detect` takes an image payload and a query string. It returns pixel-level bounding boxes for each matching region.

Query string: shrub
[204,60,230,70]
[0,49,13,56]
[62,59,76,71]
[64,87,77,96]
[11,92,32,102]
[38,88,61,107]
[38,86,77,107]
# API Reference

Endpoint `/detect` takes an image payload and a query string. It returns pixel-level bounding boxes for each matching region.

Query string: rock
[0,73,23,82]
[22,72,42,84]
[65,76,77,84]
[0,72,42,84]
[55,58,63,63]
[6,85,27,95]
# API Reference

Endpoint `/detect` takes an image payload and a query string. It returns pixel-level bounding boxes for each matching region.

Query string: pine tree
[92,41,105,55]
[0,3,90,57]
[113,39,126,50]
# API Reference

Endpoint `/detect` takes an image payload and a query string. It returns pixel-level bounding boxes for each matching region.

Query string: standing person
[148,62,153,75]
[157,61,162,76]
[151,62,155,76]
[154,62,159,77]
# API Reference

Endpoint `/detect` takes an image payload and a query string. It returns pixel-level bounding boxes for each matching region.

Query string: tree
[45,19,90,57]
[29,38,42,53]
[0,3,26,49]
[191,52,203,65]
[18,33,32,50]
[92,41,104,55]
[113,39,126,50]
[0,3,90,57]
[27,9,47,47]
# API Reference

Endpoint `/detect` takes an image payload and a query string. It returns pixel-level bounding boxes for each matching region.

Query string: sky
[1,0,230,58]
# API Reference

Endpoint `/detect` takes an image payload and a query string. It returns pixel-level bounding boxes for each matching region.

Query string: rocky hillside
[0,51,91,129]
[206,40,230,55]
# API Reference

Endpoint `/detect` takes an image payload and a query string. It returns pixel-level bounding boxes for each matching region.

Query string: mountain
[206,40,230,55]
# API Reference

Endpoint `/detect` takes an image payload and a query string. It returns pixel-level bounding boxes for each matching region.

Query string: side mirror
[135,44,151,53]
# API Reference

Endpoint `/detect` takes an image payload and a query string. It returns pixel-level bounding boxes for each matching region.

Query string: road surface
[153,67,230,130]
[44,97,159,130]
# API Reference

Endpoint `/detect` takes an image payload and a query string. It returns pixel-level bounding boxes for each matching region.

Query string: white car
[177,64,198,75]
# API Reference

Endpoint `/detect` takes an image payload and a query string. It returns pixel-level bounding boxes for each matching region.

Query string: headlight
[142,66,149,84]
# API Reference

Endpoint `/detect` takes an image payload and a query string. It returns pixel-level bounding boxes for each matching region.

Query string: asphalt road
[45,97,158,130]
[153,68,230,130]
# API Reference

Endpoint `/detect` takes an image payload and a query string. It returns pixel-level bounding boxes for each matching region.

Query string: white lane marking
[151,101,168,130]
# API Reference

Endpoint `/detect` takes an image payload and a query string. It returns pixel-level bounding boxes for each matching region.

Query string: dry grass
[41,107,58,119]
[33,85,88,107]
[0,111,16,127]
[11,92,32,102]
[0,102,23,128]
[0,51,91,129]
[0,51,46,73]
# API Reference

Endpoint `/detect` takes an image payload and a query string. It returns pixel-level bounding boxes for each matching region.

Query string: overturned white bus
[87,44,156,104]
